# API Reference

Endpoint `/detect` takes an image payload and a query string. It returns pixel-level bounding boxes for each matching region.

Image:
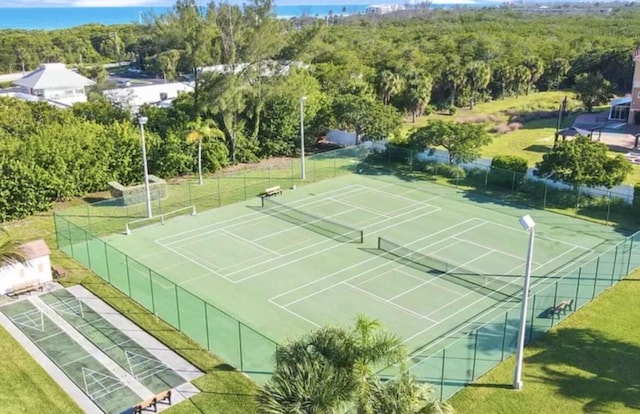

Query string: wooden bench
[51,265,67,279]
[7,283,43,298]
[133,390,172,413]
[552,299,574,316]
[262,185,283,197]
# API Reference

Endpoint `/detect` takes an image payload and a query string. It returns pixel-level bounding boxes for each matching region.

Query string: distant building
[629,48,640,125]
[365,4,405,15]
[103,82,194,112]
[0,239,52,296]
[8,63,95,107]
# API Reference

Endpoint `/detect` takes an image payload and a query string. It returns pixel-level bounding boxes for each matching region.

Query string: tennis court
[99,173,622,360]
[0,287,197,414]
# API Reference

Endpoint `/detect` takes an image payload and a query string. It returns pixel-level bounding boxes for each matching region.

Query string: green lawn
[402,92,640,184]
[0,202,258,413]
[451,269,640,414]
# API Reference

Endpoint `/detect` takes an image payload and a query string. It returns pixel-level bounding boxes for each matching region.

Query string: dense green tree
[186,117,225,184]
[535,136,631,189]
[333,94,401,142]
[378,70,404,106]
[466,61,490,108]
[407,120,492,164]
[402,71,433,122]
[574,72,614,112]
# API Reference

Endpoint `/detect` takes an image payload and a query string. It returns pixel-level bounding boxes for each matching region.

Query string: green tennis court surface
[0,289,191,414]
[100,173,622,358]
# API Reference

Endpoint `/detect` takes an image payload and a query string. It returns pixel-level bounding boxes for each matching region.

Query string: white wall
[413,147,634,204]
[0,256,52,295]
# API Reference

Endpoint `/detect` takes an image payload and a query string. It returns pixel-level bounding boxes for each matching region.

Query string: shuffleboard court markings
[9,309,45,332]
[81,367,126,401]
[125,350,171,380]
[48,297,85,319]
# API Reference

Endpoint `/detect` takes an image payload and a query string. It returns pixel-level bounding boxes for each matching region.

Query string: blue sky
[0,0,394,7]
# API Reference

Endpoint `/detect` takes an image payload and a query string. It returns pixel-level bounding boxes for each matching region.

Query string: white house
[10,63,95,107]
[0,239,52,296]
[365,4,405,14]
[103,82,194,112]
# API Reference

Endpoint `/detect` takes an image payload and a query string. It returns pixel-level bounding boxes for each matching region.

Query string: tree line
[1,1,639,222]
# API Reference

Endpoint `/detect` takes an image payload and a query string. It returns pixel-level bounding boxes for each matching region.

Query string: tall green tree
[186,117,225,185]
[535,136,631,189]
[466,61,491,108]
[0,229,26,265]
[377,70,404,106]
[407,120,492,165]
[574,72,614,112]
[402,71,433,122]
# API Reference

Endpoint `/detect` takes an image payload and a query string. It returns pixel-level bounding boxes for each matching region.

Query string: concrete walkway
[0,284,204,413]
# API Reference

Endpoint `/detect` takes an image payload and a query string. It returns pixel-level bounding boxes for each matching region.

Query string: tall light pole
[300,96,307,180]
[514,214,536,390]
[138,116,153,218]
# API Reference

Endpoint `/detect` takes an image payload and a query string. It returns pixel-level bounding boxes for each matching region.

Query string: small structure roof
[610,96,632,106]
[14,63,95,90]
[556,126,591,137]
[19,239,51,260]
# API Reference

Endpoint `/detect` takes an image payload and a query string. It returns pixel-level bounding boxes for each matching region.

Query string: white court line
[222,229,282,257]
[269,301,321,328]
[486,219,591,250]
[394,268,464,296]
[157,185,369,245]
[358,184,441,207]
[452,236,531,263]
[389,249,497,301]
[274,218,484,307]
[230,203,444,283]
[344,281,436,322]
[60,353,91,368]
[326,196,391,219]
[159,243,229,280]
[404,244,606,361]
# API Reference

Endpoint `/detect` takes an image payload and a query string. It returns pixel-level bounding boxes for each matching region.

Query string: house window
[611,104,630,121]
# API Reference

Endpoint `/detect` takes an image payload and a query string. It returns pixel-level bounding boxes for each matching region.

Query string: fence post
[512,171,516,191]
[471,330,479,380]
[484,169,489,187]
[606,192,611,225]
[84,231,92,269]
[104,243,112,283]
[591,258,600,299]
[500,312,508,360]
[217,176,222,207]
[543,183,548,210]
[238,322,244,372]
[551,282,559,325]
[527,295,536,343]
[188,180,193,206]
[87,204,92,234]
[204,302,210,350]
[574,267,582,310]
[626,237,634,275]
[175,285,182,330]
[149,271,156,314]
[125,255,132,296]
[439,349,446,401]
[610,246,618,286]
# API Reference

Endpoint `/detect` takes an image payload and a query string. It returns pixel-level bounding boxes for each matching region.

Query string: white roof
[610,96,631,106]
[14,63,95,90]
[103,82,194,110]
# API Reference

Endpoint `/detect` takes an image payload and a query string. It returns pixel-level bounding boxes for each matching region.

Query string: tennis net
[377,237,520,301]
[261,198,363,243]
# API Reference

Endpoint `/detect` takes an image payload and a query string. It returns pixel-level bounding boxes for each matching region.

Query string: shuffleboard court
[100,173,622,359]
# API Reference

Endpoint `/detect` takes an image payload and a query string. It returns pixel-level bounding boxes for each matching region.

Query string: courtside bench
[552,299,574,316]
[133,390,172,413]
[6,281,43,298]
[262,185,282,198]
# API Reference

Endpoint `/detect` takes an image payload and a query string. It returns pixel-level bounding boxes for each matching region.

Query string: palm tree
[351,315,405,414]
[257,315,407,414]
[378,70,404,106]
[0,229,25,266]
[466,61,491,109]
[185,117,225,185]
[370,372,454,414]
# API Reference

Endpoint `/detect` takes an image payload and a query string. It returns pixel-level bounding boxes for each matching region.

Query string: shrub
[448,105,457,116]
[491,155,528,173]
[488,155,529,190]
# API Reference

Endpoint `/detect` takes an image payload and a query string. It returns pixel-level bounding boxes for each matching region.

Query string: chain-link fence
[54,143,640,399]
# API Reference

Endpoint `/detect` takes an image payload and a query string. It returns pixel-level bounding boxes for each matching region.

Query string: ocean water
[0,5,376,30]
